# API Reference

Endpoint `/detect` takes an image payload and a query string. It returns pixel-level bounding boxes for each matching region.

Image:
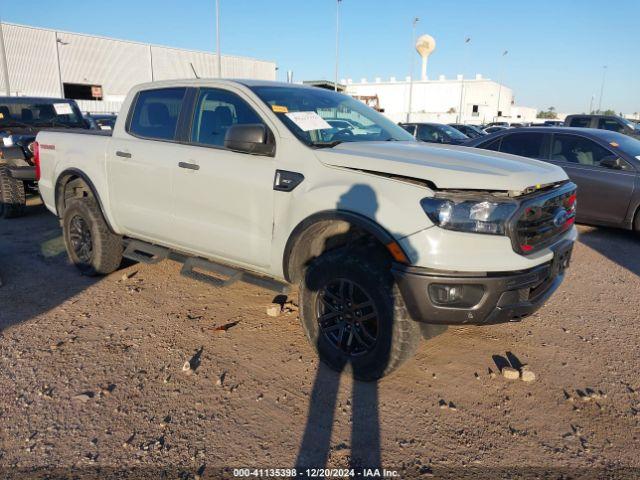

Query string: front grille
[510,182,577,254]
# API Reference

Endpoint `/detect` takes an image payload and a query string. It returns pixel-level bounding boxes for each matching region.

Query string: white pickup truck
[35,79,577,380]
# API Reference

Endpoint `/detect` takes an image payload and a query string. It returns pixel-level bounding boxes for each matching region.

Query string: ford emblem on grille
[552,208,569,227]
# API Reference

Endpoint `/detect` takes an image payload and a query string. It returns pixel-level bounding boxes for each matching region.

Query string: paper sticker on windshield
[0,112,3,119]
[285,111,332,132]
[53,103,73,115]
[271,104,288,113]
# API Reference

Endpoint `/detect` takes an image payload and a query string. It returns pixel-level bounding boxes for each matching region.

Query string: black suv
[0,97,89,218]
[564,114,640,139]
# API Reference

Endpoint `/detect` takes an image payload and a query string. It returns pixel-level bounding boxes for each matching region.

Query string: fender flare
[282,209,407,282]
[54,167,115,232]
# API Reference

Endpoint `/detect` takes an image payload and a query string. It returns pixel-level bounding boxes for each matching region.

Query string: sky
[2,0,639,114]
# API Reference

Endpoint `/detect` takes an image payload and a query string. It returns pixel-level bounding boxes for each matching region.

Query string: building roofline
[0,21,276,66]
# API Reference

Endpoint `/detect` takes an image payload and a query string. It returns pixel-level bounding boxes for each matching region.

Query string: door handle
[116,151,132,158]
[178,161,200,171]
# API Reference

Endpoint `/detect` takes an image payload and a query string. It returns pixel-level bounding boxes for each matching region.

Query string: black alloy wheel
[69,215,93,263]
[316,278,379,357]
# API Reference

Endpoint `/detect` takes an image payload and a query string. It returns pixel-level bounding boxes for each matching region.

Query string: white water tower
[416,34,436,80]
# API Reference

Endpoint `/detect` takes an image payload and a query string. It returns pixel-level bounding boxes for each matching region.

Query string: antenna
[415,34,436,81]
[189,62,200,79]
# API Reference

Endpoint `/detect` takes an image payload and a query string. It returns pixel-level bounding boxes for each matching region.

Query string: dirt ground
[1,199,639,479]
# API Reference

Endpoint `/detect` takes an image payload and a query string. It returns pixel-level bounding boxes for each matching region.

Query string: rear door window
[499,133,547,159]
[568,116,591,128]
[128,88,187,141]
[550,134,614,166]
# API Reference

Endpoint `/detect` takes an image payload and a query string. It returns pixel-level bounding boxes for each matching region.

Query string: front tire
[0,164,26,219]
[299,249,421,381]
[62,198,123,276]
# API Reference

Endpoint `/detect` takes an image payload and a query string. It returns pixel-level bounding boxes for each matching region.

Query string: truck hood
[315,141,567,192]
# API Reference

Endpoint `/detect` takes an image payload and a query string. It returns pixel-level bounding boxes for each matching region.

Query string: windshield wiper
[311,140,344,149]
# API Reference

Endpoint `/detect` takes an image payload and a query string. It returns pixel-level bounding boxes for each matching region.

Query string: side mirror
[600,156,623,170]
[224,124,274,156]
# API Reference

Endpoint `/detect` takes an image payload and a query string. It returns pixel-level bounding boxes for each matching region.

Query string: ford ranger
[35,80,577,380]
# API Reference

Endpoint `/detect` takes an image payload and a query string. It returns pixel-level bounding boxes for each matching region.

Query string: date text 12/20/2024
[233,468,400,477]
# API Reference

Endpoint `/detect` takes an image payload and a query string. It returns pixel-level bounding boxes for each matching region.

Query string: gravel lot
[1,200,639,479]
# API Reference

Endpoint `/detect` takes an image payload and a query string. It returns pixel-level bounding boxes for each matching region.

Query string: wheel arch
[282,210,410,283]
[54,168,115,232]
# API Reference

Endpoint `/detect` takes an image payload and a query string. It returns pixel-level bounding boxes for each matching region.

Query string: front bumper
[392,240,573,325]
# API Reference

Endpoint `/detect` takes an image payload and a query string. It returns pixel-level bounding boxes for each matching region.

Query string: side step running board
[122,239,290,294]
[123,240,170,264]
[181,257,290,294]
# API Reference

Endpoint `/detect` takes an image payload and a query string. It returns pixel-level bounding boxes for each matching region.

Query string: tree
[537,107,558,119]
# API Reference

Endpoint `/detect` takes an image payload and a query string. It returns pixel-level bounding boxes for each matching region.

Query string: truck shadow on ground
[0,199,100,332]
[577,225,640,277]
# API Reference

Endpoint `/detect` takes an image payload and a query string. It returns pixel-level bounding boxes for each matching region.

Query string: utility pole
[0,20,11,95]
[495,49,508,121]
[55,33,68,97]
[598,65,607,113]
[216,0,221,78]
[457,36,471,123]
[334,0,342,91]
[406,16,419,123]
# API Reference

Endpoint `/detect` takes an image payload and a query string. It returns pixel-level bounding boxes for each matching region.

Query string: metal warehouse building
[0,22,277,113]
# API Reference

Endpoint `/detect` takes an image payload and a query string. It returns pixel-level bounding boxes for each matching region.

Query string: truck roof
[129,78,325,91]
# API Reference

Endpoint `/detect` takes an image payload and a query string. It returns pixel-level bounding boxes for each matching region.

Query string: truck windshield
[0,98,85,129]
[249,86,415,147]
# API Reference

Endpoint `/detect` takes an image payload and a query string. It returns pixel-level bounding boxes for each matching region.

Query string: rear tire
[299,249,421,381]
[0,164,26,219]
[62,198,123,276]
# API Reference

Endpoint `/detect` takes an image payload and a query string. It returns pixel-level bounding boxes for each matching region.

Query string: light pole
[0,19,10,95]
[55,33,69,97]
[589,94,595,114]
[334,0,342,91]
[216,0,221,78]
[457,36,471,123]
[406,16,419,123]
[495,49,508,121]
[597,65,607,113]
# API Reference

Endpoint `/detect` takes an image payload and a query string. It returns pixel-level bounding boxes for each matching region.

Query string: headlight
[421,197,518,235]
[2,136,14,147]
